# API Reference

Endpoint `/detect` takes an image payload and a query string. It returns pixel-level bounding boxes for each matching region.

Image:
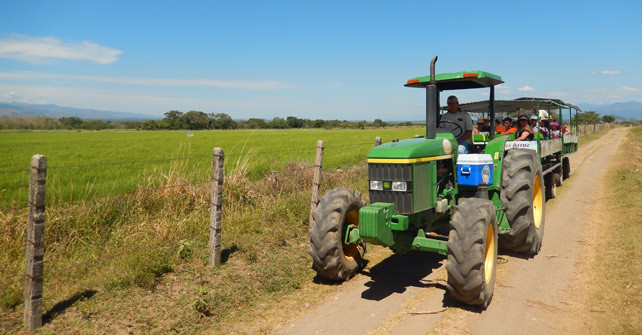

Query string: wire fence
[0,140,374,212]
[2,124,617,213]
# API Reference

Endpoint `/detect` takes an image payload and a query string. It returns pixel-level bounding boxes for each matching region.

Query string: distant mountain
[0,102,160,121]
[576,101,642,121]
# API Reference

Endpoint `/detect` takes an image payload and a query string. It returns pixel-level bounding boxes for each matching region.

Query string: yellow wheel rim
[484,223,496,283]
[533,175,543,228]
[343,208,361,261]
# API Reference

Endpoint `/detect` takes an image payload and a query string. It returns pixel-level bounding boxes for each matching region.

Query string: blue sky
[1,1,641,120]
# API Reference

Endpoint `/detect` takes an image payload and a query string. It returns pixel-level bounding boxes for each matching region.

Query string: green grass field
[0,127,423,209]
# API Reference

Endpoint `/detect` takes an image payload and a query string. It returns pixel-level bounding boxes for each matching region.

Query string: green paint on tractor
[308,56,580,308]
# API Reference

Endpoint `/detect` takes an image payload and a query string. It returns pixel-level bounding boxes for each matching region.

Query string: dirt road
[274,129,627,335]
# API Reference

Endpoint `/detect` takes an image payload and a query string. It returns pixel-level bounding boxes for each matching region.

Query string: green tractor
[308,56,578,308]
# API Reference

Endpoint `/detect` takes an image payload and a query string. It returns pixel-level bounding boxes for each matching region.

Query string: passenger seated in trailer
[562,124,571,135]
[514,115,534,141]
[473,117,490,135]
[501,117,517,135]
[495,118,505,133]
[530,115,549,139]
[550,121,561,138]
[539,119,550,139]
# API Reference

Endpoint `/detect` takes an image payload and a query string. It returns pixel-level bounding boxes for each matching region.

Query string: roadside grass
[0,153,375,334]
[0,128,422,209]
[577,128,610,146]
[574,125,641,333]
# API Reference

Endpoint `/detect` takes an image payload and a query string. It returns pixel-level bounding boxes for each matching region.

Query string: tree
[270,117,288,129]
[286,116,304,128]
[244,118,268,129]
[59,116,83,129]
[141,120,160,130]
[573,111,601,125]
[602,115,616,124]
[163,110,184,129]
[209,113,236,129]
[311,119,325,128]
[180,111,210,130]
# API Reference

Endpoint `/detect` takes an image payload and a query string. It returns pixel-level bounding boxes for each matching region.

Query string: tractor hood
[367,133,457,161]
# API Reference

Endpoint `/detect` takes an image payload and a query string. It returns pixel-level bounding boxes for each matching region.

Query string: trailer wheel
[499,149,545,255]
[553,172,562,187]
[446,197,498,308]
[308,187,366,281]
[562,157,571,180]
[545,174,555,200]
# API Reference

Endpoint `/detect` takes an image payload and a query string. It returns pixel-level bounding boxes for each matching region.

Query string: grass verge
[0,157,372,334]
[570,126,641,333]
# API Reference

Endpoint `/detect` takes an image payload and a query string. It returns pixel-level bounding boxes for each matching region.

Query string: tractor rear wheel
[308,187,366,281]
[499,149,545,255]
[446,197,498,308]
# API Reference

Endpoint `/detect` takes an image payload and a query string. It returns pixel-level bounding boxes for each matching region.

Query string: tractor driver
[439,95,473,154]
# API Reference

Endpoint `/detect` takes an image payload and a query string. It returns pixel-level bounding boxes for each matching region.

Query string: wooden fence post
[375,136,382,147]
[309,140,324,227]
[24,154,46,330]
[209,148,224,268]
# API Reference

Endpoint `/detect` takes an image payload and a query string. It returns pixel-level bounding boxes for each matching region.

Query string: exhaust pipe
[426,56,438,139]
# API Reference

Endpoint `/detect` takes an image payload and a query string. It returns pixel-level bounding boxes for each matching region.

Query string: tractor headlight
[391,181,407,192]
[370,180,383,190]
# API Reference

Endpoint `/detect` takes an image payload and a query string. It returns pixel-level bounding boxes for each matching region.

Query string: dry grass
[566,126,642,334]
[0,157,371,334]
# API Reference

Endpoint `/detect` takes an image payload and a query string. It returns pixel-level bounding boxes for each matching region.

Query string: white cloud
[591,70,621,76]
[0,71,285,90]
[622,86,642,92]
[0,34,122,64]
[0,91,22,102]
[518,86,535,92]
[496,84,511,95]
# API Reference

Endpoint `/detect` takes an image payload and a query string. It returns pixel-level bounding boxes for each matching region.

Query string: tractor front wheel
[308,187,366,281]
[500,149,545,255]
[446,197,498,308]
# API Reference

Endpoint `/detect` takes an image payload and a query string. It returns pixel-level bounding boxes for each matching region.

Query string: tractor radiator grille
[368,163,414,214]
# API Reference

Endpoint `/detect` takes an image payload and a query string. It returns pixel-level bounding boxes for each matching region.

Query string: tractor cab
[404,69,504,144]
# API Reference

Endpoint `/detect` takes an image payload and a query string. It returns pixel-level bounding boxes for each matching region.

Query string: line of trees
[0,111,416,131]
[572,111,616,125]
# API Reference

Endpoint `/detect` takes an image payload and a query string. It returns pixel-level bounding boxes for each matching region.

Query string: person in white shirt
[438,95,473,153]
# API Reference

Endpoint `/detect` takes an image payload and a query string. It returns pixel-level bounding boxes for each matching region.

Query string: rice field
[0,127,423,209]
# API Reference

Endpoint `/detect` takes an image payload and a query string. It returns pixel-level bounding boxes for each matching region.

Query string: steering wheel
[437,120,463,138]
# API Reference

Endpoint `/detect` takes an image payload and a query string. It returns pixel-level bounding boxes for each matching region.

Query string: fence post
[375,136,382,147]
[309,140,324,227]
[209,148,224,268]
[24,154,46,330]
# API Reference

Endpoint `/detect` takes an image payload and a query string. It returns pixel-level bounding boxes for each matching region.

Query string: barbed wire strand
[0,141,374,174]
[0,158,363,212]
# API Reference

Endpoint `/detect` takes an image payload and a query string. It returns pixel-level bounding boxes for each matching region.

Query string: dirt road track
[274,129,627,335]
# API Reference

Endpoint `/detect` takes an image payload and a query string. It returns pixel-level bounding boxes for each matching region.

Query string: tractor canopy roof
[405,71,504,90]
[458,97,582,115]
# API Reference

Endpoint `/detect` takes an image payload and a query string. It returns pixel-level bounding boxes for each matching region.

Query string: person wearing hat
[473,117,490,134]
[438,95,473,153]
[529,115,539,130]
[515,114,534,141]
[539,109,549,120]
